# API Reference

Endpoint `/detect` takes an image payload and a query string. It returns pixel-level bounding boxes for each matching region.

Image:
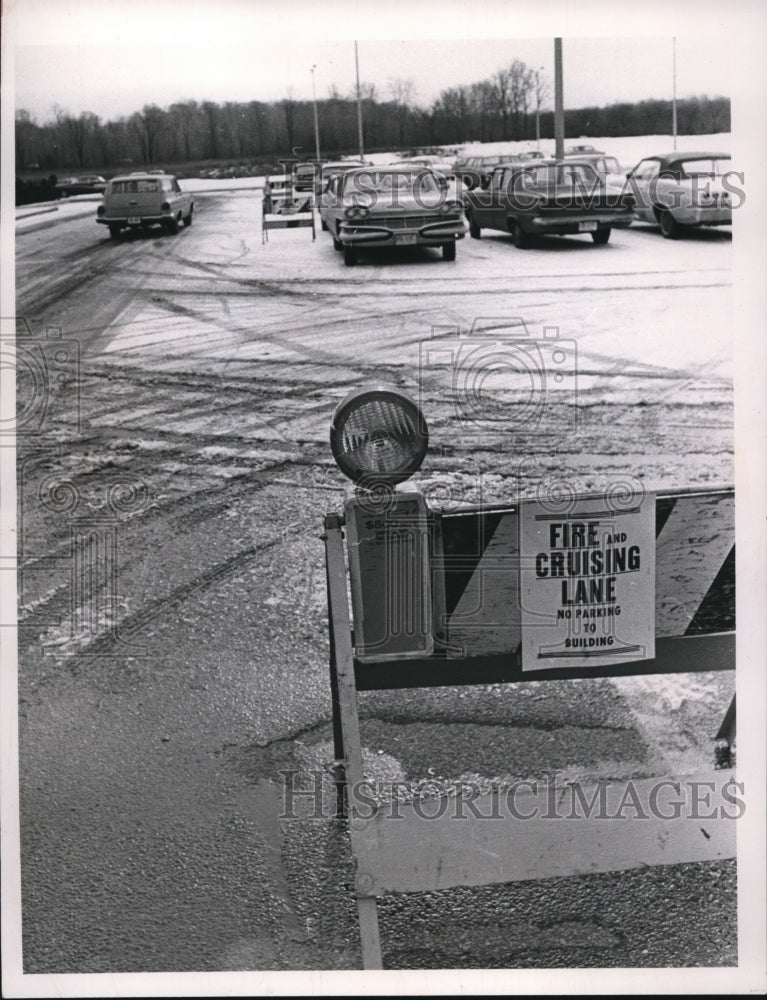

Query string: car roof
[345,164,437,174]
[503,157,597,168]
[111,172,175,181]
[638,152,730,166]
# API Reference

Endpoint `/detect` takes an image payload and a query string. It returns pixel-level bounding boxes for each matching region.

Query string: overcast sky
[10,0,733,123]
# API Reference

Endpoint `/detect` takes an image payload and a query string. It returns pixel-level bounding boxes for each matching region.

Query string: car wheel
[467,212,482,240]
[332,226,343,251]
[343,244,357,267]
[321,218,328,231]
[442,242,456,261]
[591,227,611,245]
[164,217,179,235]
[659,209,682,239]
[108,224,122,241]
[509,220,532,248]
[183,208,193,228]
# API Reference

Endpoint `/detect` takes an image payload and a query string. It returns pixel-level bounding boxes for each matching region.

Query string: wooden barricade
[322,485,736,969]
[261,176,315,243]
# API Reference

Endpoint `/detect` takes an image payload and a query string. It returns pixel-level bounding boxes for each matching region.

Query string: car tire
[332,226,343,251]
[183,208,193,228]
[164,217,179,235]
[343,244,357,267]
[509,220,532,249]
[467,212,482,239]
[591,227,611,245]
[108,224,122,241]
[659,209,682,239]
[321,218,328,231]
[442,242,456,261]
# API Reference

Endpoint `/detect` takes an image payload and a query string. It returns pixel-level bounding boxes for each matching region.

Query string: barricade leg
[323,513,383,970]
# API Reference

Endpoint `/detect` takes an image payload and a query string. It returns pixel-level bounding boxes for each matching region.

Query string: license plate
[127,216,141,225]
[578,221,598,232]
[394,234,418,245]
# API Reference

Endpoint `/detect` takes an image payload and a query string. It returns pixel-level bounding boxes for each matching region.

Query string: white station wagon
[96,173,194,239]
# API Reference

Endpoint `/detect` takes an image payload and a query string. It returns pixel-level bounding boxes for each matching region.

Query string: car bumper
[97,214,176,226]
[339,219,468,246]
[530,213,634,232]
[670,206,732,227]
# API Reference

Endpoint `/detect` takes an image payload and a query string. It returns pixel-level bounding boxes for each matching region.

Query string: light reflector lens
[330,387,428,486]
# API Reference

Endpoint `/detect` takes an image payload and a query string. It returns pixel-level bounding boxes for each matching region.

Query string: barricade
[322,485,736,969]
[261,175,315,243]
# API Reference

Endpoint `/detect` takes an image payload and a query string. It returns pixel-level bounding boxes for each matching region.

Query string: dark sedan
[55,175,107,198]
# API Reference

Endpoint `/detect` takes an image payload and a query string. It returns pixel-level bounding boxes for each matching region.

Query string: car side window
[632,159,660,181]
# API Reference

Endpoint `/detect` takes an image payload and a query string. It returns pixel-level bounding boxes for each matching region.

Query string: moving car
[96,173,193,239]
[463,158,635,248]
[320,165,466,266]
[55,175,107,198]
[625,152,733,238]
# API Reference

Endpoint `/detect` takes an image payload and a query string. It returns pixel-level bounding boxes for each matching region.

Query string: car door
[628,158,661,222]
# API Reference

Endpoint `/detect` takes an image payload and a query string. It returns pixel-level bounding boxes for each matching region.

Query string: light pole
[554,38,564,160]
[535,66,544,150]
[672,37,678,151]
[355,40,364,160]
[311,64,321,162]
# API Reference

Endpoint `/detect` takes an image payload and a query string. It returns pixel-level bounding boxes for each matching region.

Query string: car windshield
[679,158,730,178]
[343,171,441,196]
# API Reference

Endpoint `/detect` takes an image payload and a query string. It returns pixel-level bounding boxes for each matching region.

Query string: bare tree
[387,77,415,146]
[130,104,166,164]
[15,109,37,170]
[281,89,299,154]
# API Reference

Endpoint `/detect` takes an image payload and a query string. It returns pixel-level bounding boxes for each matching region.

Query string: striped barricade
[322,485,736,968]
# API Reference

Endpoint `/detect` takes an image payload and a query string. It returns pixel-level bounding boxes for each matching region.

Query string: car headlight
[330,386,428,488]
[344,204,370,220]
[439,201,461,215]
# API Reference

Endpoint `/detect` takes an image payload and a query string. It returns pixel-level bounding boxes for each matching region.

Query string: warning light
[330,386,428,488]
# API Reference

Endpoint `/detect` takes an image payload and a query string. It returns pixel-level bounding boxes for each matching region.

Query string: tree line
[15,61,730,173]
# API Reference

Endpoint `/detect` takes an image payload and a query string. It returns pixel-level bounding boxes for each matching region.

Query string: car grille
[368,214,460,229]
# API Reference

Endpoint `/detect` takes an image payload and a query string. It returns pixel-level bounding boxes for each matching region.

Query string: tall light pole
[672,37,678,151]
[535,66,544,150]
[554,38,564,160]
[311,64,321,162]
[355,40,364,160]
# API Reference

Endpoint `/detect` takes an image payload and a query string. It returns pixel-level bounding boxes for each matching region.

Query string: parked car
[320,165,466,266]
[393,155,455,176]
[96,173,193,239]
[463,158,635,248]
[55,175,107,198]
[454,155,517,190]
[625,152,733,238]
[315,160,368,196]
[566,144,603,155]
[564,152,625,191]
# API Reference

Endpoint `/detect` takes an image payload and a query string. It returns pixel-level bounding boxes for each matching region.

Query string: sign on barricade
[321,386,736,969]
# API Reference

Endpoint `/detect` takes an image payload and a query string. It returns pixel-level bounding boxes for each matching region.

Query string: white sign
[519,492,655,671]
